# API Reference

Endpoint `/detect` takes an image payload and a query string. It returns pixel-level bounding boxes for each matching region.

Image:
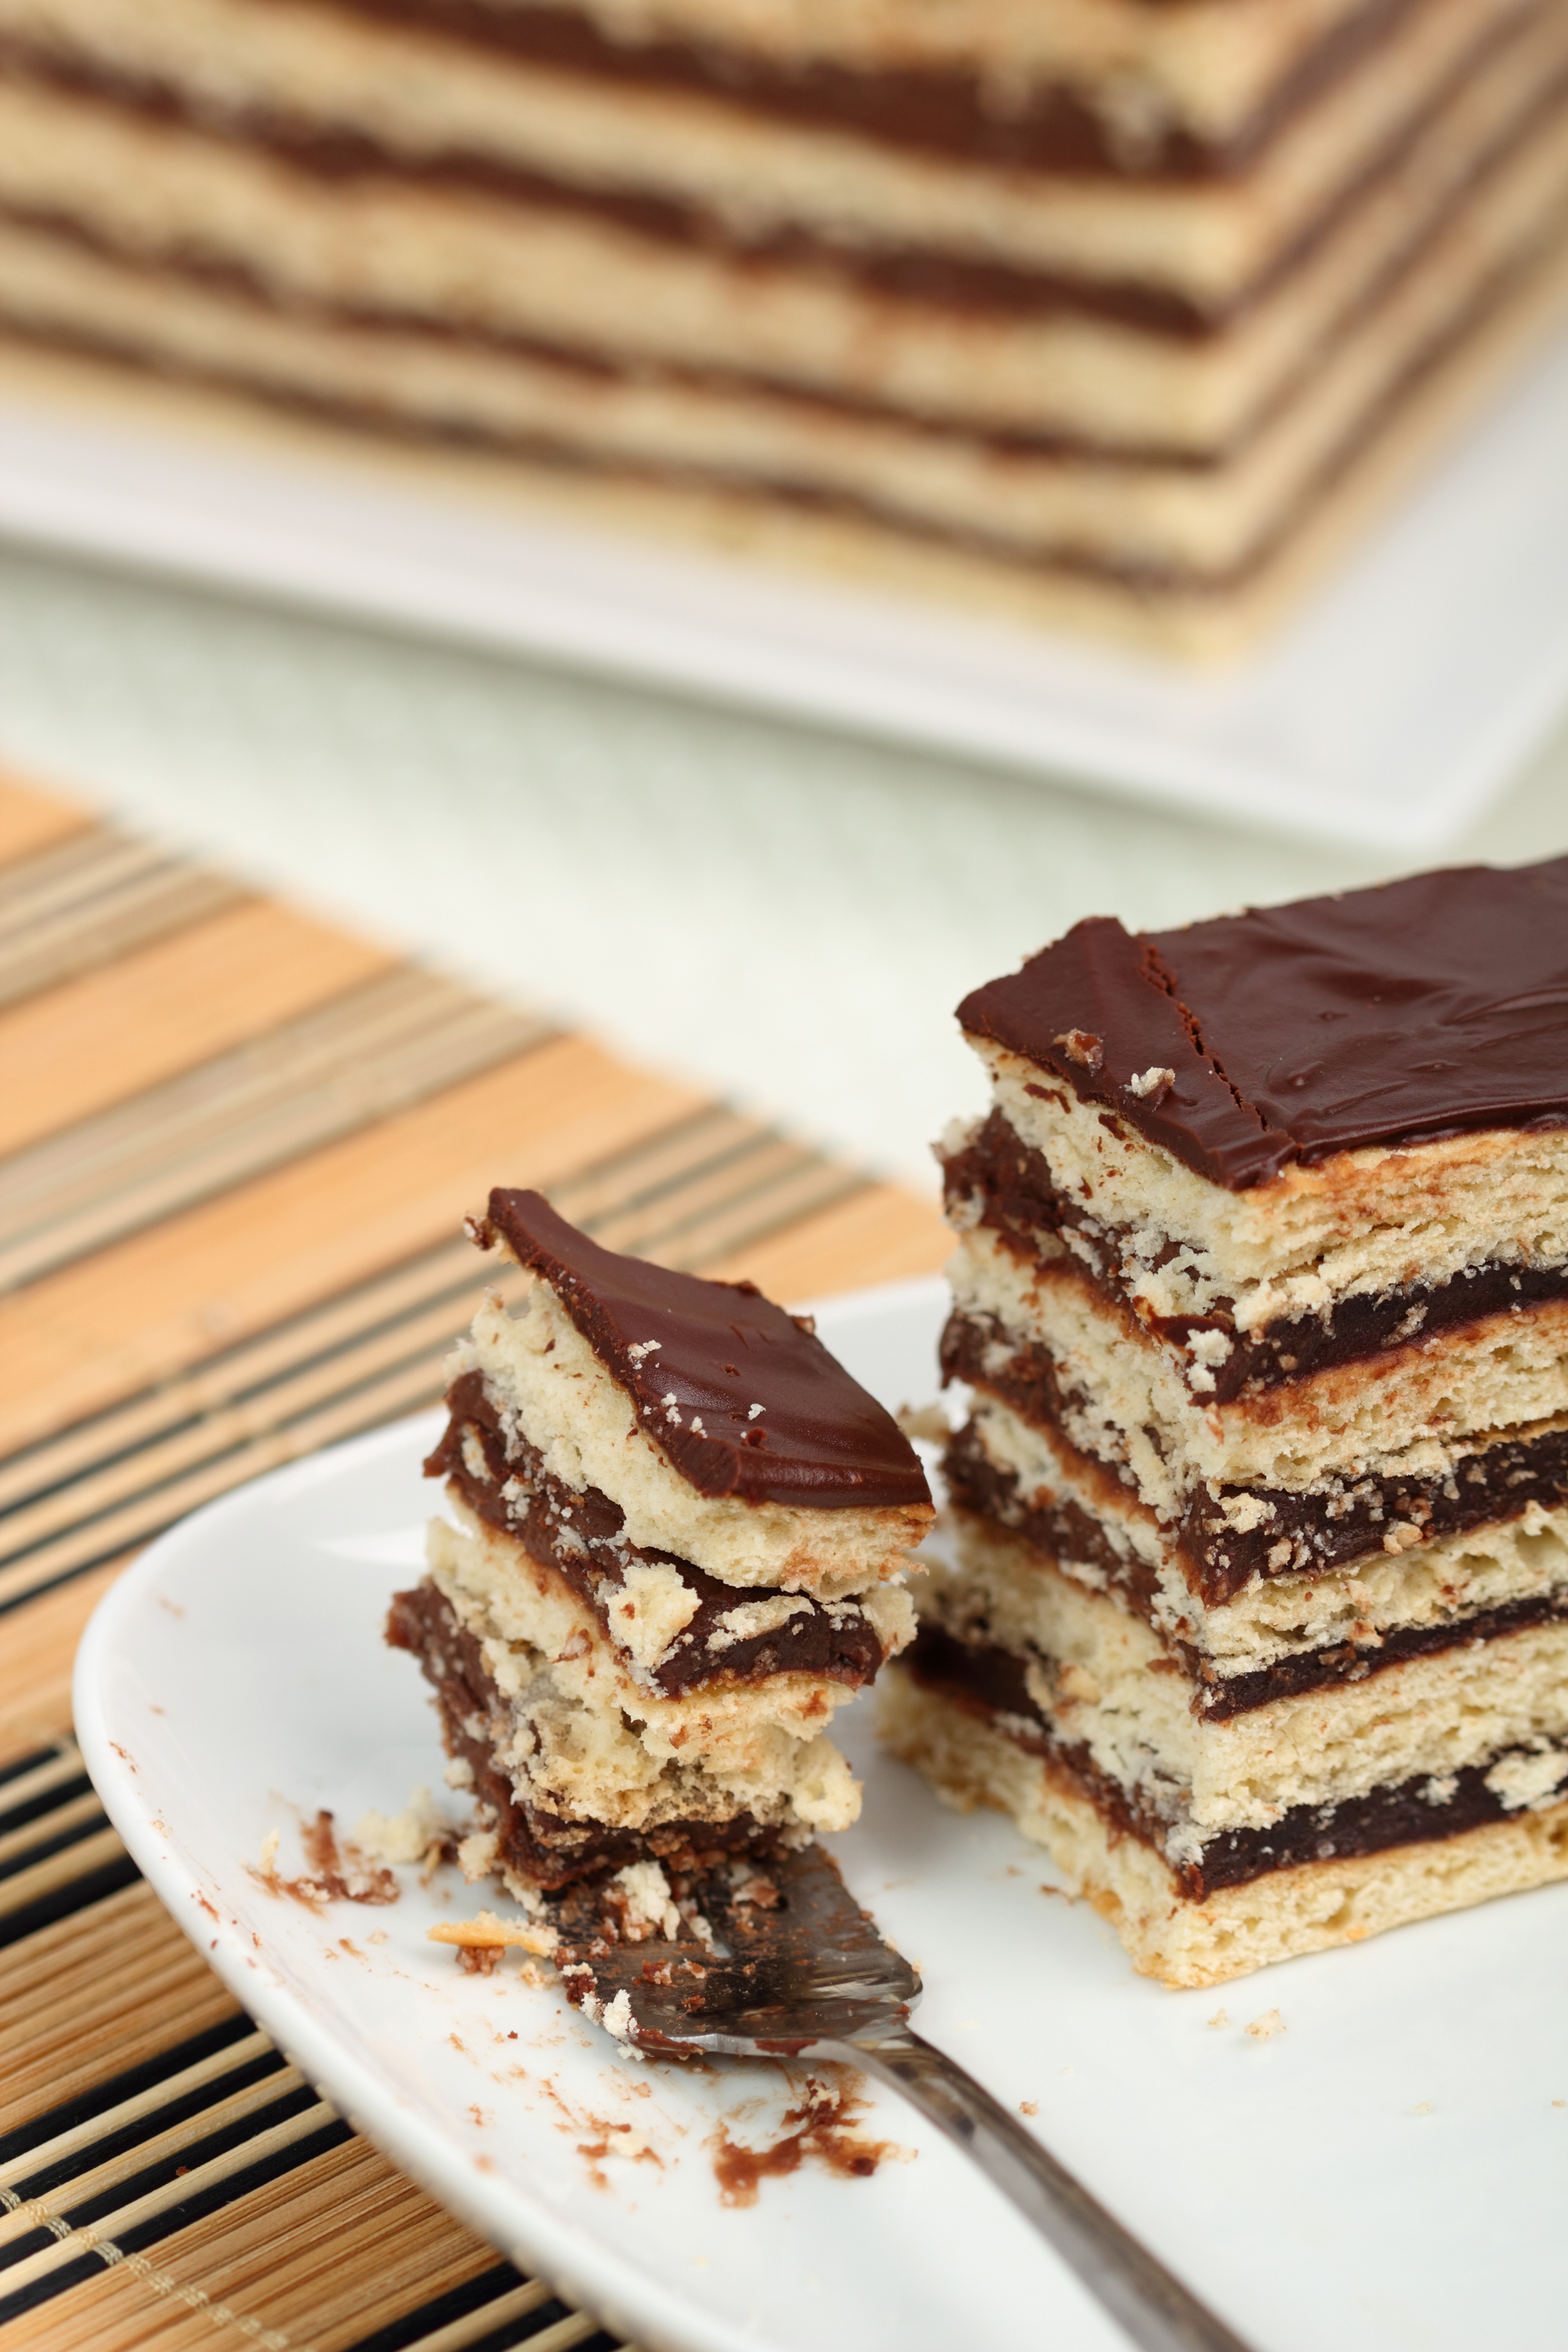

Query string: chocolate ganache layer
[905,1625,1568,1899]
[388,1581,778,1888]
[19,176,1551,474]
[2,0,1521,340]
[0,199,1271,453]
[940,1365,1568,1604]
[0,51,1259,340]
[277,0,1422,182]
[0,57,1205,337]
[941,1423,1166,1613]
[943,1109,1568,1392]
[475,1190,930,1511]
[3,176,1555,606]
[936,1473,1568,1720]
[958,858,1568,1188]
[428,1370,887,1693]
[5,0,1554,356]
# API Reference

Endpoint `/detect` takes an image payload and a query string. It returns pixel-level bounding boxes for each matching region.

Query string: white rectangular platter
[75,1276,1568,2352]
[6,314,1568,851]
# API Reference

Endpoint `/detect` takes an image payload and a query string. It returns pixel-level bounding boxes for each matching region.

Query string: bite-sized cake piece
[883,857,1568,1985]
[391,1190,932,1903]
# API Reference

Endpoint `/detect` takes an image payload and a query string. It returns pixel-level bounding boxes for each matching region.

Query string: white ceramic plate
[76,1276,1568,2352]
[7,314,1568,852]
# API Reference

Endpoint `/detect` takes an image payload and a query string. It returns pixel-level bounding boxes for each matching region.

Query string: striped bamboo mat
[0,768,947,2352]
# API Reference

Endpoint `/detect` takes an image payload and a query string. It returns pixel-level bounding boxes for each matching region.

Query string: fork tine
[557,1840,1258,2352]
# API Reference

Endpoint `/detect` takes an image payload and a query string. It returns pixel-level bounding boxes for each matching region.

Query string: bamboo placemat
[0,768,947,2352]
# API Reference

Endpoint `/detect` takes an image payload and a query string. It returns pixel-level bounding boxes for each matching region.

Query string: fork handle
[842,2028,1256,2352]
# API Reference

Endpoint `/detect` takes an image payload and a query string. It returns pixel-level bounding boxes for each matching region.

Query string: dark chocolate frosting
[473,1190,932,1511]
[958,857,1568,1188]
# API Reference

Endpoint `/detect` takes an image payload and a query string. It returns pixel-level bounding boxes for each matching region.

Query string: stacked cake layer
[392,1190,931,1902]
[881,859,1568,1984]
[1,0,1565,649]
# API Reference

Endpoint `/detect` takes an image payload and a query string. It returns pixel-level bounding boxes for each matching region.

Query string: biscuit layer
[948,1232,1568,1510]
[936,1501,1568,1710]
[944,1094,1568,1381]
[904,1565,1568,1853]
[1,37,1561,458]
[879,1666,1568,1985]
[457,1283,923,1596]
[429,1501,900,1759]
[0,0,1530,308]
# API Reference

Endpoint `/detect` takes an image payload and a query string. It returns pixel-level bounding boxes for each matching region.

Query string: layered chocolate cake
[881,858,1568,1984]
[391,1190,932,1913]
[1,0,1565,650]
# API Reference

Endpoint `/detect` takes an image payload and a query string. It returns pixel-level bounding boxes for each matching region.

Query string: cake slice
[883,857,1568,1985]
[391,1190,932,1914]
[1,0,1565,652]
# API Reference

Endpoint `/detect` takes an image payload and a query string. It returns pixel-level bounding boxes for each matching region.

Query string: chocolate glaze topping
[474,1190,931,1511]
[906,1627,1568,1900]
[958,858,1568,1188]
[428,1372,887,1695]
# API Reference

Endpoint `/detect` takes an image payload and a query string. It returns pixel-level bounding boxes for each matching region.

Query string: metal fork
[558,1843,1255,2352]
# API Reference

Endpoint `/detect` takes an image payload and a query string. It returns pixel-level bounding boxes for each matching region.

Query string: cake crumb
[251,1811,398,1908]
[456,1827,500,1882]
[1411,2101,1431,2115]
[1054,1028,1103,1071]
[356,1787,443,1865]
[608,1859,681,1940]
[1245,2010,1284,2040]
[1484,1746,1568,1812]
[596,1987,645,2059]
[896,1400,951,1444]
[1207,2009,1228,2029]
[429,1908,559,1957]
[1019,2100,1039,2117]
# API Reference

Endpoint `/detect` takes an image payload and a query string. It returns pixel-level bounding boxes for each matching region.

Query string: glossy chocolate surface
[474,1190,931,1511]
[959,858,1568,1187]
